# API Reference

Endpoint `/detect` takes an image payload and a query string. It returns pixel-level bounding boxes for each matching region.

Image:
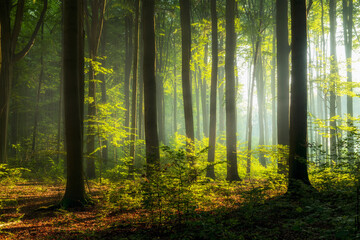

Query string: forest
[1,0,360,239]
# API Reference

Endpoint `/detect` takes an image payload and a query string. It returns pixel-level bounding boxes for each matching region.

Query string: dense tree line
[1,0,360,206]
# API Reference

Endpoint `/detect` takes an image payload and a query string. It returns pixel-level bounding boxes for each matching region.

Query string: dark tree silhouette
[206,0,218,180]
[287,0,312,191]
[142,0,160,177]
[225,0,241,181]
[180,0,195,156]
[60,0,88,207]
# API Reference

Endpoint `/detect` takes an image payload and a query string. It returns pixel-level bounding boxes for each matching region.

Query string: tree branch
[11,0,25,53]
[13,0,48,62]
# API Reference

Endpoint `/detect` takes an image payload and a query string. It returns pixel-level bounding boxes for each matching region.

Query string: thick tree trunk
[142,0,160,178]
[206,0,217,180]
[180,0,195,157]
[225,0,240,181]
[288,0,312,191]
[60,0,88,207]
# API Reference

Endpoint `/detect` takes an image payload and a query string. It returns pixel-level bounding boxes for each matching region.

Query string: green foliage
[0,164,29,184]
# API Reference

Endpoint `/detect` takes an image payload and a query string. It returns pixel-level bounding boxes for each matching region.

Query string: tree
[129,0,140,179]
[180,0,195,156]
[85,0,106,179]
[206,0,218,180]
[60,0,88,207]
[142,0,160,177]
[343,0,353,152]
[225,0,240,181]
[276,0,290,174]
[329,0,338,162]
[0,0,47,163]
[287,0,312,191]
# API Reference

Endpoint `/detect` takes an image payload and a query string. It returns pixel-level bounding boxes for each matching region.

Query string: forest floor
[0,180,359,240]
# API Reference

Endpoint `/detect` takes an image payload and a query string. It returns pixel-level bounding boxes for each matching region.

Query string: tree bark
[225,0,240,181]
[206,0,217,180]
[129,0,140,179]
[343,0,353,153]
[60,0,88,207]
[288,0,312,191]
[180,0,195,157]
[142,0,160,178]
[329,0,338,163]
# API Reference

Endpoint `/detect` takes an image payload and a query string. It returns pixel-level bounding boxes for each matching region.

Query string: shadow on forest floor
[0,181,359,240]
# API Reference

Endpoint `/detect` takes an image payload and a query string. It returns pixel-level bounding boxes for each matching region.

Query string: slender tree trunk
[173,39,177,135]
[129,0,140,179]
[31,24,45,155]
[329,0,338,163]
[196,66,201,139]
[142,0,160,178]
[206,0,217,180]
[288,0,312,191]
[343,0,353,152]
[218,37,225,139]
[256,44,266,167]
[124,13,133,143]
[271,22,276,145]
[321,0,328,157]
[180,0,195,158]
[99,20,108,166]
[201,44,209,138]
[225,0,240,181]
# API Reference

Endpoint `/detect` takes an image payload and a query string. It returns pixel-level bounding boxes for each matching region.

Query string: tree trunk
[287,0,312,191]
[329,0,338,163]
[180,0,195,157]
[124,13,133,144]
[60,0,88,207]
[196,66,201,139]
[218,37,225,139]
[225,0,240,181]
[85,0,106,179]
[343,0,353,153]
[271,22,276,145]
[276,0,290,174]
[129,0,140,179]
[31,24,45,155]
[142,0,160,178]
[173,38,177,135]
[99,20,108,166]
[206,0,217,180]
[201,44,209,138]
